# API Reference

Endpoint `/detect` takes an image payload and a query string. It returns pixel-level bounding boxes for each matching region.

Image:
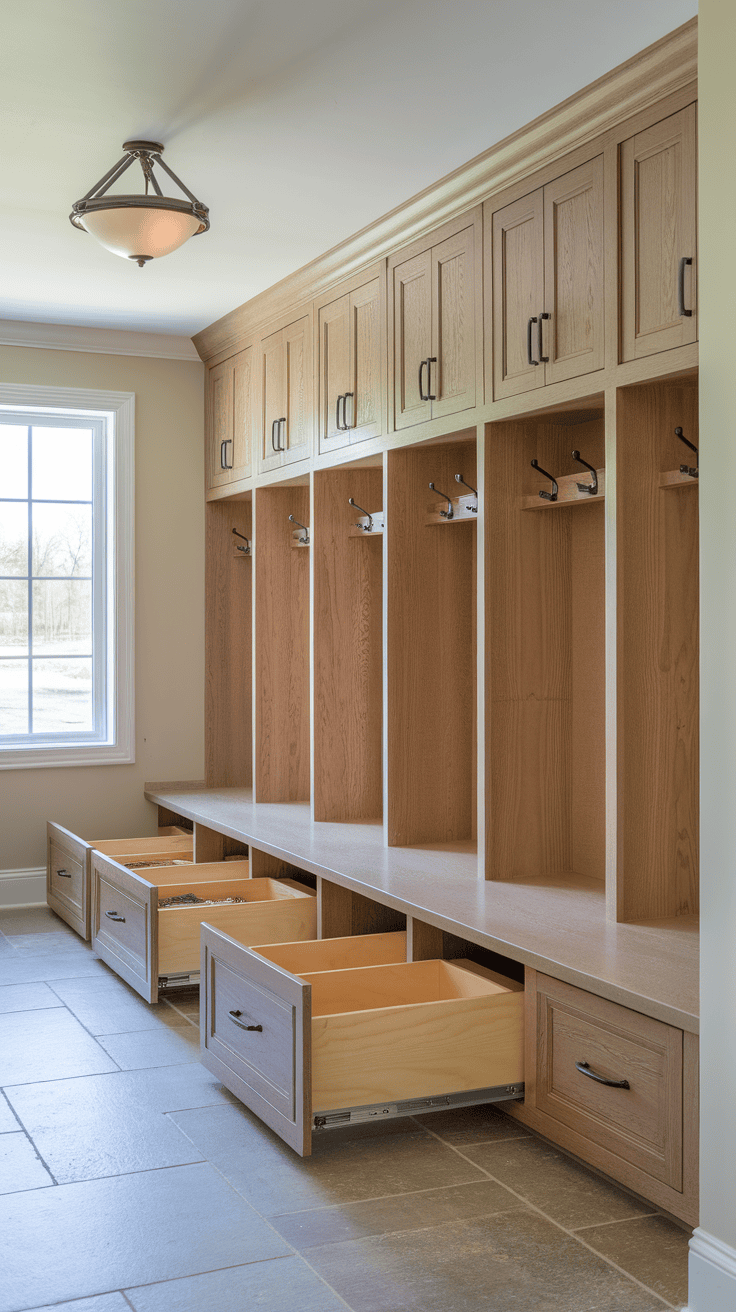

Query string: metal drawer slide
[313,1082,524,1131]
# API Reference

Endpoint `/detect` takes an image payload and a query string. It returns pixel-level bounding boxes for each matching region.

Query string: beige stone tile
[0,1008,117,1086]
[272,1179,522,1251]
[48,975,196,1036]
[125,1257,346,1312]
[462,1136,653,1229]
[579,1214,691,1308]
[170,1102,487,1215]
[0,953,111,986]
[0,1162,289,1312]
[0,907,75,936]
[26,1297,129,1311]
[95,1023,200,1070]
[305,1209,667,1311]
[5,931,91,956]
[0,982,65,1014]
[0,1094,19,1134]
[0,1131,54,1193]
[412,1103,530,1145]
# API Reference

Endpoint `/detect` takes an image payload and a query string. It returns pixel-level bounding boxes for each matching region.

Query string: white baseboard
[684,1228,736,1311]
[0,868,47,909]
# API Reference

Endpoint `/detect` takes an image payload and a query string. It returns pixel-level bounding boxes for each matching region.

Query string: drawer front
[47,823,90,938]
[535,974,682,1188]
[201,925,311,1155]
[91,853,158,1002]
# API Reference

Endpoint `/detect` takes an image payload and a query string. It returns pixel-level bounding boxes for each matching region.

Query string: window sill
[0,742,135,770]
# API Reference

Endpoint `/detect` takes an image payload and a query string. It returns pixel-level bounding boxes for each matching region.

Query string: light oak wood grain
[544,156,605,385]
[253,931,408,974]
[205,499,252,787]
[317,878,406,939]
[492,189,545,400]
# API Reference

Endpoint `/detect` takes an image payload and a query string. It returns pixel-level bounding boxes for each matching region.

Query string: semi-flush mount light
[70,140,210,267]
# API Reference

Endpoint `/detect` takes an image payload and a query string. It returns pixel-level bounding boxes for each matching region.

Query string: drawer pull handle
[229,1009,262,1032]
[105,910,126,923]
[56,868,71,878]
[576,1060,630,1089]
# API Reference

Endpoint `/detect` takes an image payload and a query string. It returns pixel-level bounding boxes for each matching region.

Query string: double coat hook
[455,474,478,512]
[288,514,310,545]
[232,527,251,555]
[571,450,598,497]
[428,482,454,518]
[675,427,699,478]
[348,497,374,533]
[530,459,558,502]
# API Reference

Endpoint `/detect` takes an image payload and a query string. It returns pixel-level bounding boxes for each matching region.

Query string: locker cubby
[485,407,606,883]
[254,482,310,803]
[205,499,252,787]
[386,435,477,847]
[313,464,383,822]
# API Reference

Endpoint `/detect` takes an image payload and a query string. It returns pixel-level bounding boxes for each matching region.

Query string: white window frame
[0,384,134,769]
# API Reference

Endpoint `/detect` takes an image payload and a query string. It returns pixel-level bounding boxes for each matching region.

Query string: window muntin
[0,411,111,747]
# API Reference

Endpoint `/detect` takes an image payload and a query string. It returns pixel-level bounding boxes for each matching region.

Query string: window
[0,386,134,768]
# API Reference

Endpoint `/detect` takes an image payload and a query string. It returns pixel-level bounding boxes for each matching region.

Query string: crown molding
[193,17,697,364]
[0,318,201,362]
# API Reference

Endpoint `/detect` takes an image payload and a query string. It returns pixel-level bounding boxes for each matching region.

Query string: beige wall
[698,0,736,1266]
[0,344,204,870]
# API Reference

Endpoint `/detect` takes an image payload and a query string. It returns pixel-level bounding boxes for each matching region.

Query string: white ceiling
[2,0,697,340]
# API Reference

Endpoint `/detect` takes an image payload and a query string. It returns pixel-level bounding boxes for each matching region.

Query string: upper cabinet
[206,346,254,493]
[258,311,313,474]
[620,104,697,362]
[489,156,604,401]
[390,215,479,431]
[317,267,386,455]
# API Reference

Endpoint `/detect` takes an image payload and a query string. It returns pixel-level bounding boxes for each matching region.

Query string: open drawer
[47,821,194,940]
[200,927,524,1155]
[91,852,316,1002]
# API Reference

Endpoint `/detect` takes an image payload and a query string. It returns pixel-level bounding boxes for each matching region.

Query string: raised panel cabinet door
[348,277,384,443]
[431,226,476,419]
[621,103,697,361]
[283,315,312,465]
[231,346,254,481]
[492,190,545,400]
[543,156,604,386]
[206,359,235,490]
[259,326,286,472]
[318,293,352,454]
[393,249,432,430]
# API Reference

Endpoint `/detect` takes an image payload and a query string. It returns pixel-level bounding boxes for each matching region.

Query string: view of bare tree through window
[0,422,96,735]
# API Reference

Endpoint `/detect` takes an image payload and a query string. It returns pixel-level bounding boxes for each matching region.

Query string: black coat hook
[288,514,310,545]
[348,497,373,532]
[571,450,598,496]
[429,482,454,519]
[232,527,251,554]
[454,474,478,511]
[530,459,558,502]
[675,427,698,478]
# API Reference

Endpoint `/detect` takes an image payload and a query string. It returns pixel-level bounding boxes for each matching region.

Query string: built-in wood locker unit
[386,435,478,847]
[254,482,310,803]
[389,213,481,431]
[489,155,605,401]
[485,407,606,884]
[313,462,383,822]
[205,345,255,492]
[615,375,699,921]
[205,498,252,787]
[620,103,697,362]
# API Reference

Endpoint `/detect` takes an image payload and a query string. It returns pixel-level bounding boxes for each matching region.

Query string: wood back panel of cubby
[313,468,383,821]
[254,485,310,803]
[206,500,252,787]
[486,416,606,882]
[386,438,477,847]
[616,379,699,920]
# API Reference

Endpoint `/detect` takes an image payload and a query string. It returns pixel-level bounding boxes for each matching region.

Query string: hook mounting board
[521,468,605,510]
[349,510,385,537]
[425,493,478,525]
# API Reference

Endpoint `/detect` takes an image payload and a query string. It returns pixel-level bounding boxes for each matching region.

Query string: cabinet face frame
[315,262,387,456]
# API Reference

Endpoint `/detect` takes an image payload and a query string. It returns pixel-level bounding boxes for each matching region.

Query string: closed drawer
[91,852,317,1003]
[47,820,195,941]
[201,928,524,1156]
[535,974,682,1188]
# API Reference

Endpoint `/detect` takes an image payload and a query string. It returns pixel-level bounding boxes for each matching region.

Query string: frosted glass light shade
[80,206,202,261]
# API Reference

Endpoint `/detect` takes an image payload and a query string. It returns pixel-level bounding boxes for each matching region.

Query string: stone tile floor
[0,906,691,1312]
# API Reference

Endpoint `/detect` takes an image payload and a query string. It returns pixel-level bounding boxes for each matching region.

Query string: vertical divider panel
[313,467,383,821]
[254,483,311,803]
[205,500,252,787]
[386,436,477,847]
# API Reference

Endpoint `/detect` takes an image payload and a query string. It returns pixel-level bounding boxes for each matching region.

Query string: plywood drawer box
[200,927,524,1155]
[47,822,194,941]
[91,853,317,1003]
[534,973,683,1189]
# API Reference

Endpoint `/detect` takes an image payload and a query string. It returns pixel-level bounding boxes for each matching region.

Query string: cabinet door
[206,359,235,490]
[620,103,697,361]
[348,277,383,443]
[230,347,254,481]
[318,293,352,455]
[260,327,286,472]
[393,249,432,430]
[431,226,476,419]
[282,315,312,465]
[543,157,604,386]
[492,190,545,400]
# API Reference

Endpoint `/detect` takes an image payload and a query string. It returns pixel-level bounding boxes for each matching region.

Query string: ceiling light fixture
[70,141,210,267]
